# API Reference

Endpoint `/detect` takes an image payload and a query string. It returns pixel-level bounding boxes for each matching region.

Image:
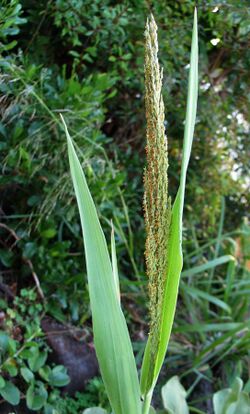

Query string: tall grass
[62,9,198,414]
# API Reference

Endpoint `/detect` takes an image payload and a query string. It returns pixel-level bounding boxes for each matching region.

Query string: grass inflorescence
[144,14,171,372]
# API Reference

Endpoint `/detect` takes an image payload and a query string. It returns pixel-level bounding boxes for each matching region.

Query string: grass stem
[142,390,153,414]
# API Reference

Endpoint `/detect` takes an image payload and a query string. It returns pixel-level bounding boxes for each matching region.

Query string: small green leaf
[44,403,57,414]
[28,348,48,372]
[0,249,13,267]
[3,359,18,377]
[231,377,243,396]
[41,228,57,239]
[21,367,34,383]
[7,338,17,355]
[0,381,20,405]
[23,242,37,259]
[19,348,34,359]
[161,376,189,414]
[0,375,6,388]
[26,381,48,411]
[213,389,234,414]
[0,331,9,353]
[83,409,108,414]
[48,365,70,387]
[22,341,38,348]
[213,377,250,414]
[39,365,51,382]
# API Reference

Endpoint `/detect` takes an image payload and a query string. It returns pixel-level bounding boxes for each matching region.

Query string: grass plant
[62,9,198,414]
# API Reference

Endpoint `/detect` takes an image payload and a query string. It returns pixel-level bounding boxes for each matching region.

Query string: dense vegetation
[0,1,249,413]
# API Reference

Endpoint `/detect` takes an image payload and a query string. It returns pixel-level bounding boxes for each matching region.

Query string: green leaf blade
[181,255,235,278]
[62,116,141,414]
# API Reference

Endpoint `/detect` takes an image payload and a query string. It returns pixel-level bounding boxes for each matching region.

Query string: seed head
[144,14,171,368]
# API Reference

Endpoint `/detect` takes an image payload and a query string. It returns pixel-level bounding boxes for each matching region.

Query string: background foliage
[0,0,249,412]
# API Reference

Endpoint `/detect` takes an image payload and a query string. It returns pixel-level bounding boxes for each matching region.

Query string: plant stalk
[142,390,153,414]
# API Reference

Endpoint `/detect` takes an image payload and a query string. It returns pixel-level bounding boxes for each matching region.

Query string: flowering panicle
[144,15,171,362]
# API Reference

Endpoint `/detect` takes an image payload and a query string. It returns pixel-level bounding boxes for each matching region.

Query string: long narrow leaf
[182,255,235,277]
[61,116,141,414]
[141,9,198,396]
[174,322,249,333]
[182,285,231,313]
